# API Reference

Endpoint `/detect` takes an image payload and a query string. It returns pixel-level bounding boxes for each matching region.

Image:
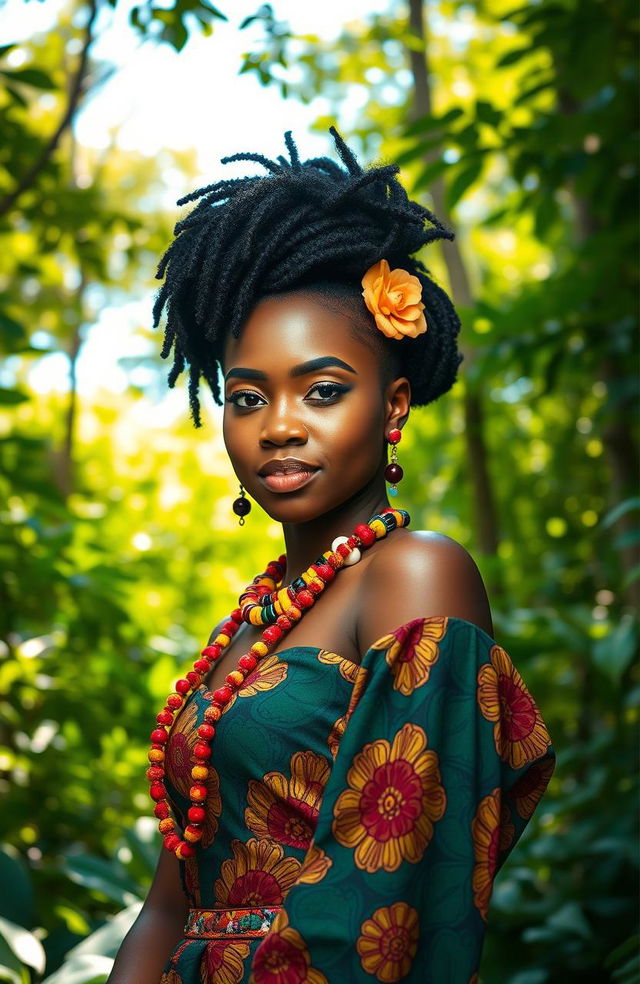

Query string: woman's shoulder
[356,528,494,651]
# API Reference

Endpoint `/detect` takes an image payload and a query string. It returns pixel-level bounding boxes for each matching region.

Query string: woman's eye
[225,390,266,409]
[306,382,349,402]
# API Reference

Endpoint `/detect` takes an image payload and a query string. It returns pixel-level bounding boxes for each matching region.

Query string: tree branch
[0,0,98,222]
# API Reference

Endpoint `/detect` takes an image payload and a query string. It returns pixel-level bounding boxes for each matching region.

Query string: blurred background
[0,0,638,981]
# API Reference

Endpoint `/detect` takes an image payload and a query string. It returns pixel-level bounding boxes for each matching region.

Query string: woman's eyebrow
[290,356,357,377]
[225,357,357,382]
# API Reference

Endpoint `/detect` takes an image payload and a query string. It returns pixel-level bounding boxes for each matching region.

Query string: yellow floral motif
[373,617,447,696]
[357,901,419,982]
[215,838,301,907]
[317,649,359,683]
[222,655,288,714]
[296,842,333,885]
[246,750,331,850]
[250,909,329,984]
[200,940,250,984]
[327,665,369,759]
[472,788,501,921]
[477,646,551,769]
[332,723,446,873]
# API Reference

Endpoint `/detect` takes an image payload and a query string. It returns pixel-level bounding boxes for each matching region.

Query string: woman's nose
[259,400,308,447]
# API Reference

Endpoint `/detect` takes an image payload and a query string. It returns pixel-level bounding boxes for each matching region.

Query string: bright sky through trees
[0,0,383,417]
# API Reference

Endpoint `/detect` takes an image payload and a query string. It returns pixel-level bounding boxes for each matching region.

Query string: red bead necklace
[148,507,410,859]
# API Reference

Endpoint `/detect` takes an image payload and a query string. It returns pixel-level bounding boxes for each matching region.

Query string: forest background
[0,0,638,981]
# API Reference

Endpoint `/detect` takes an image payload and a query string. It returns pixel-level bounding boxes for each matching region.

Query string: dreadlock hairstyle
[153,126,463,428]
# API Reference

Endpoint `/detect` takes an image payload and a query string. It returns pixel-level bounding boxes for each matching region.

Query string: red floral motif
[246,751,331,850]
[510,756,555,819]
[472,788,501,921]
[477,645,551,769]
[249,909,328,984]
[200,940,250,984]
[215,838,301,907]
[165,697,221,848]
[373,617,448,696]
[357,901,419,982]
[332,723,446,873]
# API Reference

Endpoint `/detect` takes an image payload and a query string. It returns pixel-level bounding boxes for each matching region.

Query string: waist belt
[184,905,282,940]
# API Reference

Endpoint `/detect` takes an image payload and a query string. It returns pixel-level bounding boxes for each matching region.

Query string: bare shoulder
[355,529,494,652]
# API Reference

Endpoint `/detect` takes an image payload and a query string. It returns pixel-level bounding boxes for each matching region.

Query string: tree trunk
[406,0,502,582]
[557,90,640,608]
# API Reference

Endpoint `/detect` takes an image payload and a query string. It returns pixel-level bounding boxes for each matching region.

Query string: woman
[108,127,554,983]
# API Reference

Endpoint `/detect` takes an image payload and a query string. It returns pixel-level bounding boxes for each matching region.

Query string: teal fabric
[161,617,555,984]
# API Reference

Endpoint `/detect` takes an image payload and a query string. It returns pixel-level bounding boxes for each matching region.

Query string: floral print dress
[161,616,555,984]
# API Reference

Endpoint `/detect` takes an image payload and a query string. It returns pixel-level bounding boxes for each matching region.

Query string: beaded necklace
[148,507,410,859]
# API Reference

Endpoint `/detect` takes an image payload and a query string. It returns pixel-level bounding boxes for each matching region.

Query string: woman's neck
[280,482,390,581]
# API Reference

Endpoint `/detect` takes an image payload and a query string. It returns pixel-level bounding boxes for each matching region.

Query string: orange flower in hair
[361,259,427,340]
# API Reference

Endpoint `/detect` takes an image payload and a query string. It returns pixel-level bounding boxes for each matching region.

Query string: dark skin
[108,291,492,983]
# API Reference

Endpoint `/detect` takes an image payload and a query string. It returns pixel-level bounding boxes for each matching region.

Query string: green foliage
[0,0,637,981]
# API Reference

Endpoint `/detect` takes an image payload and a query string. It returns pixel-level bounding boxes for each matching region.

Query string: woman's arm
[107,847,188,984]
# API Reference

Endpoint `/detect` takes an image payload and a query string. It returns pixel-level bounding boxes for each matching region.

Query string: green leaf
[412,157,451,194]
[591,616,637,684]
[1,67,56,90]
[0,917,45,975]
[0,389,30,405]
[59,855,142,907]
[496,46,535,68]
[475,100,502,127]
[445,159,484,210]
[403,107,464,139]
[601,497,640,529]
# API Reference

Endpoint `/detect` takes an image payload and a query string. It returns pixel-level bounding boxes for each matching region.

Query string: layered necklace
[148,506,410,859]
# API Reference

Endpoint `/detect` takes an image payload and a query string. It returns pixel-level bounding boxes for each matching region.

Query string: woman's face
[222,291,409,524]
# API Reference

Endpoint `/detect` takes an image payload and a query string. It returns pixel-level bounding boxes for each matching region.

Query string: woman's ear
[385,377,411,432]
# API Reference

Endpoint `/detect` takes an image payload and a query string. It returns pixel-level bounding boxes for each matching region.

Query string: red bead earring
[232,484,251,525]
[385,428,403,497]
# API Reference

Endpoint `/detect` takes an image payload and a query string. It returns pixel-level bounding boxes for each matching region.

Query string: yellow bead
[285,606,302,621]
[204,707,221,722]
[227,670,244,686]
[253,641,268,656]
[148,748,165,763]
[370,519,387,538]
[191,765,209,780]
[249,608,263,626]
[184,828,203,843]
[158,818,175,834]
[301,571,312,584]
[391,509,403,525]
[215,633,230,646]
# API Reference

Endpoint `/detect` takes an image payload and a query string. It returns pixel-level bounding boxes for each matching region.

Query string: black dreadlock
[153,126,463,428]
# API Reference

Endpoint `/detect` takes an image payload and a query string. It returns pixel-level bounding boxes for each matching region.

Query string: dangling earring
[232,484,251,525]
[384,428,403,497]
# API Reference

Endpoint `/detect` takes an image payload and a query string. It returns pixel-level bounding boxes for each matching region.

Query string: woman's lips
[258,468,319,493]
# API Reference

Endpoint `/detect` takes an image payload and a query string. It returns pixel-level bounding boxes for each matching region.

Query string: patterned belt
[184,905,282,940]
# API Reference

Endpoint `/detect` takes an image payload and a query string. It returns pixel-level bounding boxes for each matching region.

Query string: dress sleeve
[249,616,555,983]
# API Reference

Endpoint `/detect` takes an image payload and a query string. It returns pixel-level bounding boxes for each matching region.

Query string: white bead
[332,535,361,567]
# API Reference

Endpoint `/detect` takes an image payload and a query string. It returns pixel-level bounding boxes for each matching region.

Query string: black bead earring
[232,484,251,525]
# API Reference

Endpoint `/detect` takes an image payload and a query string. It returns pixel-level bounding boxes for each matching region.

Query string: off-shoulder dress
[160,616,555,984]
